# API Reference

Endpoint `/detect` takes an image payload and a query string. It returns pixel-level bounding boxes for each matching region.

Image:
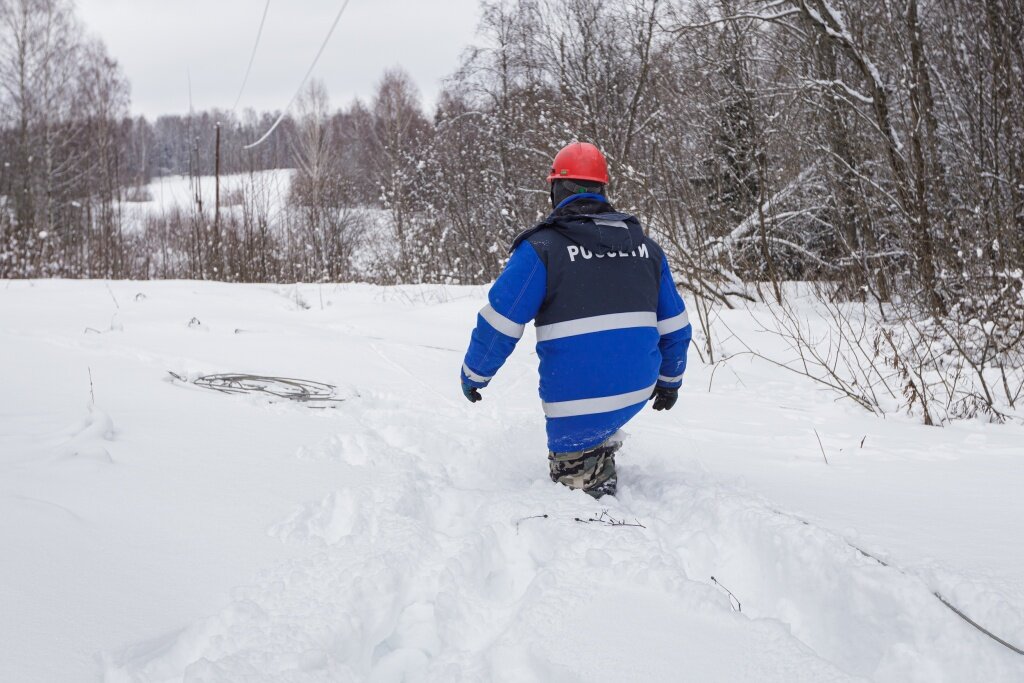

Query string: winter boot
[548,435,622,498]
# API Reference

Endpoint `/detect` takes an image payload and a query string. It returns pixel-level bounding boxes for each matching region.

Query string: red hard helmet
[547,142,609,184]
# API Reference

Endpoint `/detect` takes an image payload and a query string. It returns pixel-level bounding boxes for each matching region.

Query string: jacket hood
[511,197,645,254]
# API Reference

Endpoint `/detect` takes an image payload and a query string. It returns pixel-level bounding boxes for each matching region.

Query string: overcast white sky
[76,0,482,119]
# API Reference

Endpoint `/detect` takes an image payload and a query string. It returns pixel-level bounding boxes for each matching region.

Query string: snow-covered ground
[1,280,1022,682]
[120,170,295,231]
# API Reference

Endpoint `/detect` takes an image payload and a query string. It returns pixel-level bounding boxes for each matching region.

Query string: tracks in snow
[103,401,1024,682]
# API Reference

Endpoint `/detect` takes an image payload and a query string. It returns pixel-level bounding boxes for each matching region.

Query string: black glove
[462,380,483,403]
[651,386,678,411]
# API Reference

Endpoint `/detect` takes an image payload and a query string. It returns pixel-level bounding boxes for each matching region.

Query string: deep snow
[1,280,1022,682]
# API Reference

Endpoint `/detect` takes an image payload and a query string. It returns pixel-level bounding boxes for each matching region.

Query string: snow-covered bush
[744,282,1023,426]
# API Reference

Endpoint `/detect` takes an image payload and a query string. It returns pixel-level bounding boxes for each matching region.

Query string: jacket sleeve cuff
[656,374,683,389]
[461,363,492,388]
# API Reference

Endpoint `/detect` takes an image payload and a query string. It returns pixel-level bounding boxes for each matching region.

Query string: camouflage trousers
[548,435,623,498]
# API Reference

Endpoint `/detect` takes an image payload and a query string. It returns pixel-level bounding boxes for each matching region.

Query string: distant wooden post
[214,121,222,277]
[215,121,222,232]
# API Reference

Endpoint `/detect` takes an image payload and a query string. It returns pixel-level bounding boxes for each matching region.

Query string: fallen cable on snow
[167,372,343,406]
[850,542,1024,657]
[933,593,1024,656]
[771,503,1024,657]
[711,576,742,612]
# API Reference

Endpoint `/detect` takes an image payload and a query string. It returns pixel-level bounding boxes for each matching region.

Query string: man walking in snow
[460,142,692,498]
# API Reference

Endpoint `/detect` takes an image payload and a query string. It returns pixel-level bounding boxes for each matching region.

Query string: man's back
[513,197,667,452]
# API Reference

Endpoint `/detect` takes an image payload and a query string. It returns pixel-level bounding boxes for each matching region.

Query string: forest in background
[0,0,1021,423]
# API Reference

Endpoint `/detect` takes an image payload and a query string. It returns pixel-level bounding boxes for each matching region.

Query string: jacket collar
[555,192,607,210]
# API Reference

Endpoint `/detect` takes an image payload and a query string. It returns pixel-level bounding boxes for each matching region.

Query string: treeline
[3,0,1023,312]
[145,1,1024,308]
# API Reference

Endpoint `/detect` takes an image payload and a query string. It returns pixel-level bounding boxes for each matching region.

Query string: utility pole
[214,121,222,278]
[215,122,222,232]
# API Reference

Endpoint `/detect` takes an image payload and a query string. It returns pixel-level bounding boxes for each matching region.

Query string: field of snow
[1,279,1022,682]
[120,170,295,231]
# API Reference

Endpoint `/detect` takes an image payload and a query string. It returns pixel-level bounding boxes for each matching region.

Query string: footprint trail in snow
[103,402,1023,682]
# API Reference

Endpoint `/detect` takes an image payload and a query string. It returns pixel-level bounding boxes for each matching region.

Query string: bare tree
[287,79,361,282]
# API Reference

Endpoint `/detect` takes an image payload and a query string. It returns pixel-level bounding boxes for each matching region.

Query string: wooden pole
[215,122,222,232]
[214,121,222,278]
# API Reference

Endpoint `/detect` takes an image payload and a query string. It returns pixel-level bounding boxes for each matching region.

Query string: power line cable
[232,0,272,112]
[244,0,353,150]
